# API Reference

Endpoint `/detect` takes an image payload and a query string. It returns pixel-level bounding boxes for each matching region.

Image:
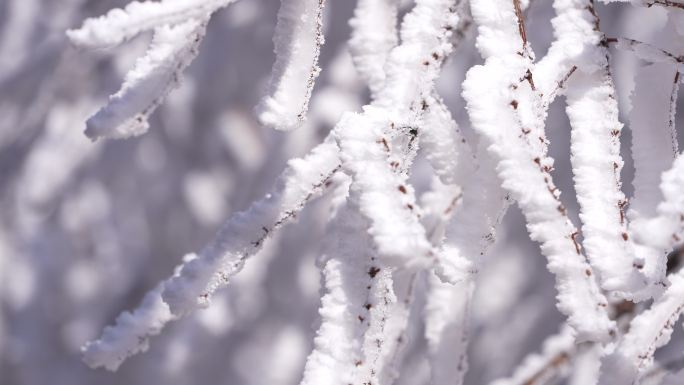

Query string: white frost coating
[437,143,508,283]
[84,139,340,370]
[419,94,469,185]
[629,63,680,219]
[599,270,684,385]
[632,155,684,252]
[463,0,615,342]
[348,0,399,97]
[335,108,433,270]
[84,20,207,140]
[490,326,575,385]
[162,138,340,315]
[256,0,326,131]
[373,0,461,116]
[66,0,234,49]
[82,285,173,371]
[299,203,372,385]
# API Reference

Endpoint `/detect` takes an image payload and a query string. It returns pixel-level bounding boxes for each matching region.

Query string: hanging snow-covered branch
[67,0,237,140]
[256,0,326,131]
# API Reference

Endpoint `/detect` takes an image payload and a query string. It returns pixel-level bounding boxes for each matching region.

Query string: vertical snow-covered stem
[299,197,374,385]
[426,146,508,385]
[256,0,326,131]
[348,0,399,97]
[629,62,680,219]
[535,0,646,295]
[564,30,641,295]
[463,0,615,342]
[425,276,473,385]
[599,269,684,385]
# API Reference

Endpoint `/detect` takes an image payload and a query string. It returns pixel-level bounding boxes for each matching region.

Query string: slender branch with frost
[83,138,340,369]
[426,144,509,385]
[85,20,208,140]
[256,0,327,131]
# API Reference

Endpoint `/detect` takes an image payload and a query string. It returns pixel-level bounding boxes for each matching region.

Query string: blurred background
[0,0,683,384]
